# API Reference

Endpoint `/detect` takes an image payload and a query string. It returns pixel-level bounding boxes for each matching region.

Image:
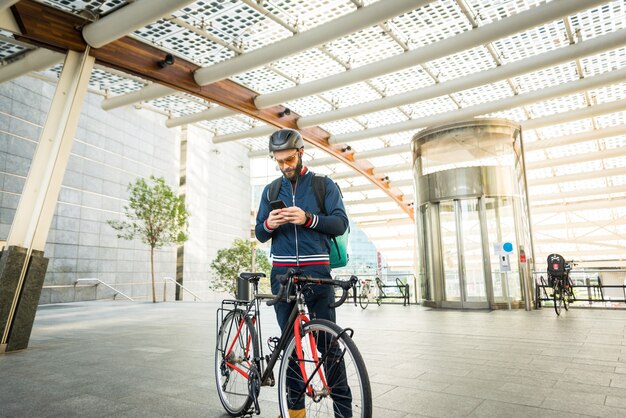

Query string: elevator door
[440,199,490,309]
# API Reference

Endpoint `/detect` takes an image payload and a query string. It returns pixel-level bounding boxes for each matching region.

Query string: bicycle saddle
[239,272,266,283]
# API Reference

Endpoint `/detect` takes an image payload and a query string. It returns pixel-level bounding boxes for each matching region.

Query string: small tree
[210,239,271,296]
[108,176,189,303]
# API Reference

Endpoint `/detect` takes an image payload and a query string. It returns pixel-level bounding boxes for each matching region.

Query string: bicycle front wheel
[553,284,563,316]
[277,319,372,418]
[359,289,369,309]
[215,309,258,416]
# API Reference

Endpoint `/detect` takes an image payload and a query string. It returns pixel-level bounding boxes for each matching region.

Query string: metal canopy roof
[1,0,626,268]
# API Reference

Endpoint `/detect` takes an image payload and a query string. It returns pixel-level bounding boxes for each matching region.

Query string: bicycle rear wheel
[553,283,563,316]
[277,319,372,418]
[215,309,258,416]
[359,288,369,309]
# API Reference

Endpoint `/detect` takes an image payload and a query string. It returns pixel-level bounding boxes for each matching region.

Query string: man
[255,128,350,418]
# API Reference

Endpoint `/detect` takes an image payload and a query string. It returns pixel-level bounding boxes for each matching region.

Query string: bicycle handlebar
[266,269,357,308]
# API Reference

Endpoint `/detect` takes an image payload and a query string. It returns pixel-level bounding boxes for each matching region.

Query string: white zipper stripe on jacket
[274,254,329,259]
[292,176,299,267]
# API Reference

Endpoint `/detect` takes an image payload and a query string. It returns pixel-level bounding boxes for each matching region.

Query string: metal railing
[533,269,626,307]
[335,274,416,306]
[74,278,134,301]
[162,277,202,301]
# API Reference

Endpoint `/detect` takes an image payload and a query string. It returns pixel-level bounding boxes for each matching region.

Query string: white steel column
[0,49,63,84]
[345,196,399,205]
[296,27,626,128]
[525,124,626,151]
[529,166,625,186]
[342,179,413,194]
[0,0,19,13]
[165,106,235,128]
[82,0,196,48]
[7,50,95,250]
[527,147,626,170]
[2,50,94,353]
[522,98,626,130]
[255,0,610,109]
[532,197,626,214]
[308,143,412,166]
[212,125,275,144]
[332,162,413,180]
[330,66,626,144]
[0,4,19,32]
[532,184,626,201]
[101,83,175,111]
[193,0,429,86]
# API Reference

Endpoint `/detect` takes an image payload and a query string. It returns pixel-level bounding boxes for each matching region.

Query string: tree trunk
[150,246,156,303]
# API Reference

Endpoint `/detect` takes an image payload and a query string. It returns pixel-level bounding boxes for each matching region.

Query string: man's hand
[280,206,307,225]
[266,209,289,229]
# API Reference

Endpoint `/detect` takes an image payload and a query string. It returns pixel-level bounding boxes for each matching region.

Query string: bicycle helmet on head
[268,129,304,152]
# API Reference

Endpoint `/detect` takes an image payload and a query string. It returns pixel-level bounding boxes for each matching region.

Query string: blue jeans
[271,275,353,417]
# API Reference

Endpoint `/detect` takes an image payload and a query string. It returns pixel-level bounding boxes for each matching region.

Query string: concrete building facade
[0,76,251,303]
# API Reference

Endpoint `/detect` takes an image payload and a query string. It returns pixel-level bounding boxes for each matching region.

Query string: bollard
[237,276,250,301]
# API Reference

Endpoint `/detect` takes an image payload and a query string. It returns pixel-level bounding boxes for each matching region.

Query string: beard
[281,155,303,182]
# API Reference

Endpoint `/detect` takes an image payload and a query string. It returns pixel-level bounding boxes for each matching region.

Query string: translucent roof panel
[428,46,496,83]
[569,1,626,40]
[368,65,434,96]
[0,37,28,61]
[581,47,626,77]
[354,108,408,129]
[319,82,382,108]
[513,63,580,94]
[272,48,346,84]
[134,20,227,65]
[145,95,208,118]
[464,0,546,25]
[492,21,568,64]
[268,0,356,30]
[20,0,626,266]
[392,0,470,48]
[232,67,295,94]
[526,93,588,119]
[173,2,291,52]
[41,0,125,14]
[455,80,513,107]
[325,25,404,69]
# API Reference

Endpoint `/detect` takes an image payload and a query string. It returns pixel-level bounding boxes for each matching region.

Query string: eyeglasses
[274,151,299,166]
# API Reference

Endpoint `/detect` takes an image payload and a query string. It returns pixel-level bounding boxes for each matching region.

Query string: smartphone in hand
[270,199,287,210]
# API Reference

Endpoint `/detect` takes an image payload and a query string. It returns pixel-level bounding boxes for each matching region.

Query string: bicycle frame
[217,282,330,397]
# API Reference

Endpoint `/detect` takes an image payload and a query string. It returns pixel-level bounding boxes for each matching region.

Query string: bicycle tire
[359,289,369,310]
[563,282,574,311]
[215,309,259,416]
[553,283,563,316]
[277,319,372,418]
[566,278,576,305]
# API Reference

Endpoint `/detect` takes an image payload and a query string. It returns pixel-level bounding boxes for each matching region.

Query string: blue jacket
[255,167,348,278]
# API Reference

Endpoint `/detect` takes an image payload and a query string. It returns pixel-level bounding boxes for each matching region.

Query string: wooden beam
[11,0,414,219]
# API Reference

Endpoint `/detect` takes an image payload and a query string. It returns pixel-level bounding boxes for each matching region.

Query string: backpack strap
[311,174,327,215]
[267,177,282,202]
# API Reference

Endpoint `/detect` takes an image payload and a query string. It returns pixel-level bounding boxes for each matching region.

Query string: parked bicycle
[359,279,372,309]
[215,269,372,417]
[547,253,575,316]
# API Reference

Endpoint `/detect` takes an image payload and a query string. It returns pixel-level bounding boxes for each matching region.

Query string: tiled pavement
[1,301,626,417]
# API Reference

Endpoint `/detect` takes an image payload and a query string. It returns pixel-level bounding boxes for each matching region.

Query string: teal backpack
[268,174,349,269]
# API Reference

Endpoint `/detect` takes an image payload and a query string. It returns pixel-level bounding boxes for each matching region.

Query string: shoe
[278,409,306,418]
